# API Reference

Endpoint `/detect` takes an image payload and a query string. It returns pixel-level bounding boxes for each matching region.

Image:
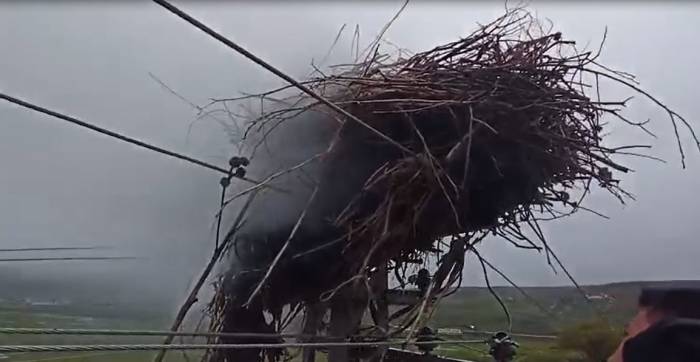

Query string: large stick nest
[202,8,697,362]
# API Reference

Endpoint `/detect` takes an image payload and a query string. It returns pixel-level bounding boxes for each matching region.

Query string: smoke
[2,3,699,330]
[216,100,343,302]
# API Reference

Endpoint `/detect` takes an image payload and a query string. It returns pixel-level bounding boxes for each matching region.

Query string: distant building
[585,293,615,302]
[23,298,71,306]
[437,328,462,335]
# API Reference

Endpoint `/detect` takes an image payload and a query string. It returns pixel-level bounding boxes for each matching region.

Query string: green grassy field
[3,280,696,361]
[0,302,575,362]
[0,304,190,362]
[428,280,700,334]
[434,339,576,362]
[0,303,563,362]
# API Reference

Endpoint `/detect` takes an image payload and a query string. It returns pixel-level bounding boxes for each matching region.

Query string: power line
[0,92,257,183]
[0,257,140,262]
[151,0,414,156]
[0,327,315,339]
[0,247,110,253]
[478,257,558,321]
[0,340,485,353]
[0,326,557,341]
[453,330,557,340]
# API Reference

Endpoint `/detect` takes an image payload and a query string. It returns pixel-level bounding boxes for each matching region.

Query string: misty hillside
[431,280,700,334]
[3,267,698,334]
[0,266,173,322]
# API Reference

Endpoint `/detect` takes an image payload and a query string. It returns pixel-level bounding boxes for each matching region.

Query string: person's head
[626,287,700,335]
[608,286,700,362]
[639,287,700,318]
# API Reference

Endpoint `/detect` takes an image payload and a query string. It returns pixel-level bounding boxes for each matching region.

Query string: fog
[1,2,699,311]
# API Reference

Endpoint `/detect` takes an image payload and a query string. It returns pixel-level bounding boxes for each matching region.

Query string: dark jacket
[624,318,700,362]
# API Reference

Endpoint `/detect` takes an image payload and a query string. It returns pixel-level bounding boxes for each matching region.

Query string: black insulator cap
[229,156,250,168]
[228,156,241,168]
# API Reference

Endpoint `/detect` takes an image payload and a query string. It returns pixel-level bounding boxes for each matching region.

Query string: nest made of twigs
[201,8,698,362]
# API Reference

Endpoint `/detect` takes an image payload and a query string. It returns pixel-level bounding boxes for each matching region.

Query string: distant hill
[2,268,697,335]
[430,280,700,334]
[0,266,173,322]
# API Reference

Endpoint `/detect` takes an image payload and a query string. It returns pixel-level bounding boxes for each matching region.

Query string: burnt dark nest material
[201,9,698,362]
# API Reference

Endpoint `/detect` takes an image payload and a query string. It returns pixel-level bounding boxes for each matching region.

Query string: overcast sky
[1,2,699,307]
